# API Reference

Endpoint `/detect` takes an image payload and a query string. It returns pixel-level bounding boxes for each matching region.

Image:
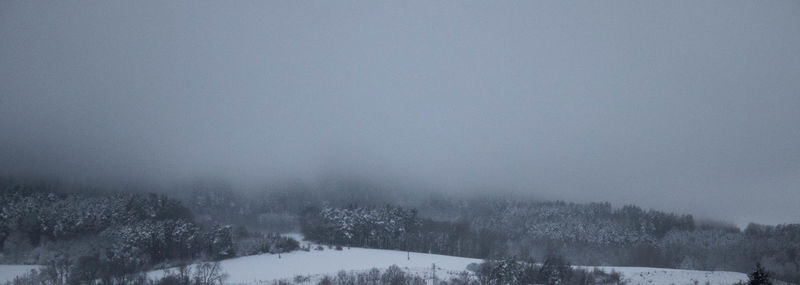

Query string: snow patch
[147,234,750,285]
[581,266,748,285]
[0,265,42,284]
[150,244,481,284]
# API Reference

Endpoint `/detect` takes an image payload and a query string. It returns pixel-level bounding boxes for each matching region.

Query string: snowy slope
[0,251,752,285]
[145,234,750,285]
[581,266,747,285]
[0,265,41,284]
[0,234,751,285]
[149,245,481,284]
[148,248,750,285]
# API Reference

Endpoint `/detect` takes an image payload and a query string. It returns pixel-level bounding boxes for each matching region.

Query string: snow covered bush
[235,232,299,256]
[474,255,623,285]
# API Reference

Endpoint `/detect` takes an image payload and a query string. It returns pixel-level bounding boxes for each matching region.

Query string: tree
[539,255,572,285]
[0,222,8,251]
[69,254,102,284]
[207,225,235,259]
[381,265,407,285]
[748,263,772,285]
[193,262,228,285]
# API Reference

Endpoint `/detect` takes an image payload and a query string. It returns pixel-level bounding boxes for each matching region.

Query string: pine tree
[207,225,235,259]
[748,263,772,285]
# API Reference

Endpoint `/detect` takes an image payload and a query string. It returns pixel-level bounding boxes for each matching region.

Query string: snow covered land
[0,234,751,285]
[0,265,41,284]
[0,261,757,285]
[142,234,749,285]
[148,243,482,284]
[0,249,754,285]
[583,266,747,285]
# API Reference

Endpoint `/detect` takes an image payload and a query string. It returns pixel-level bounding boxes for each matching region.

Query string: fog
[1,1,798,226]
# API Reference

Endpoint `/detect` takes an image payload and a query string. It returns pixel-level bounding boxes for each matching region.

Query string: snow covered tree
[748,263,772,285]
[193,262,228,285]
[207,225,235,259]
[380,265,407,285]
[538,255,572,285]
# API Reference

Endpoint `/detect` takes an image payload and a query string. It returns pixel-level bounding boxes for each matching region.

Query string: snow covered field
[148,249,749,285]
[0,255,752,285]
[0,253,751,285]
[149,245,481,284]
[583,266,747,285]
[0,265,41,284]
[0,234,750,285]
[147,234,750,285]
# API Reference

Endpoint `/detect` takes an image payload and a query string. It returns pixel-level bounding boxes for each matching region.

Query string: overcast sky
[1,1,798,226]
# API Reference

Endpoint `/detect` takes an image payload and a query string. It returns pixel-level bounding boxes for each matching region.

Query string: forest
[1,178,798,284]
[0,179,298,284]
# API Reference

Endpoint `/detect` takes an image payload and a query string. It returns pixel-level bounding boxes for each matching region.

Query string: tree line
[300,205,508,259]
[0,180,298,284]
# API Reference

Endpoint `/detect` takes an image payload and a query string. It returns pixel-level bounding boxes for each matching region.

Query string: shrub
[748,263,772,285]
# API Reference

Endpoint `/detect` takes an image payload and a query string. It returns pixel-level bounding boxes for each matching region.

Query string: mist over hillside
[1,1,799,284]
[2,1,800,227]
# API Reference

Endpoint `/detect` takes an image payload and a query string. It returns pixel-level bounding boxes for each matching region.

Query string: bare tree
[193,262,229,285]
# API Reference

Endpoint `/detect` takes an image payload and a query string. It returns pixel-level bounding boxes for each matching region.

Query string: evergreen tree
[207,225,235,259]
[748,263,772,285]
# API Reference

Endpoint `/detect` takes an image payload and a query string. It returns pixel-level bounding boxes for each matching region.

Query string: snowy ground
[0,265,41,284]
[146,245,752,285]
[148,244,481,284]
[579,266,747,285]
[146,234,750,285]
[0,234,751,285]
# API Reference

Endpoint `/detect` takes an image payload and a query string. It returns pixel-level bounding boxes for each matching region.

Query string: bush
[381,265,407,285]
[318,275,333,285]
[475,255,626,285]
[192,262,228,285]
[313,266,429,285]
[294,275,312,283]
[235,233,300,256]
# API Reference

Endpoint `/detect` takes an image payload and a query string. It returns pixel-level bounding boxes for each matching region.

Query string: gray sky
[1,1,799,226]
